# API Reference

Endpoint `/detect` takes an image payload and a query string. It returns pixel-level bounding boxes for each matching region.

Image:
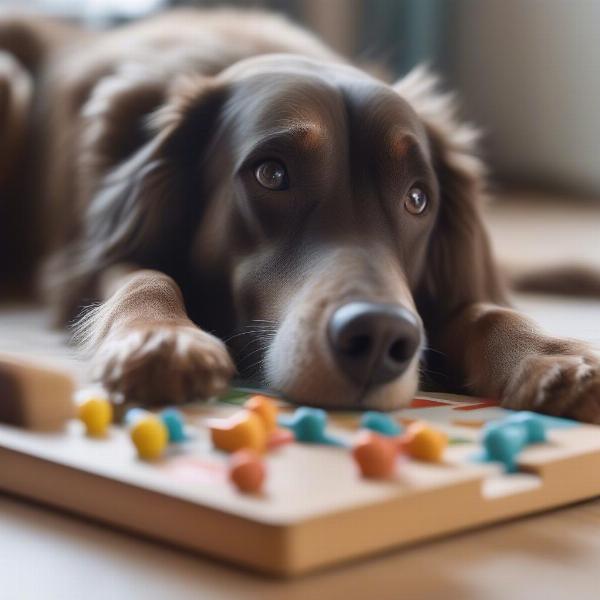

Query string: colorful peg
[160,408,186,443]
[504,411,546,444]
[123,407,148,427]
[228,449,266,493]
[483,423,527,472]
[130,414,169,460]
[278,407,346,446]
[208,410,267,453]
[352,431,397,479]
[78,395,113,437]
[245,395,278,433]
[401,422,448,462]
[482,412,546,472]
[360,411,402,436]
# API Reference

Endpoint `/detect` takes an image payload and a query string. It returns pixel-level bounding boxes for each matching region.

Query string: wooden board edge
[0,446,297,576]
[282,447,600,573]
[2,443,600,576]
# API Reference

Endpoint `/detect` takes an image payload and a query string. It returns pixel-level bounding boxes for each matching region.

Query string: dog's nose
[327,301,421,386]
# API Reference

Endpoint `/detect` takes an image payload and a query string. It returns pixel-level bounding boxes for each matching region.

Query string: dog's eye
[404,186,428,215]
[254,160,289,190]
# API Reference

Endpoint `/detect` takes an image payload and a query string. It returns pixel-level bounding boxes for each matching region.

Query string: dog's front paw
[502,351,600,424]
[92,323,235,405]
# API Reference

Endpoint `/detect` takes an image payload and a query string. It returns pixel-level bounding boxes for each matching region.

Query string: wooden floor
[1,192,600,598]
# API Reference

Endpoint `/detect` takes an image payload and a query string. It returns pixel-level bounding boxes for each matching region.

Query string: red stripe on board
[453,400,500,411]
[409,398,451,408]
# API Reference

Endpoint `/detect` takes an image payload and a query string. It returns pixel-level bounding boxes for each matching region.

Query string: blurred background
[4,0,600,197]
[2,0,600,273]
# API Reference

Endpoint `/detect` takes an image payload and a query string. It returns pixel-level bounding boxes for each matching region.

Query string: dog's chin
[359,361,420,411]
[264,348,421,411]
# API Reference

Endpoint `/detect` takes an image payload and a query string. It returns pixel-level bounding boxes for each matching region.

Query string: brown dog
[1,8,599,420]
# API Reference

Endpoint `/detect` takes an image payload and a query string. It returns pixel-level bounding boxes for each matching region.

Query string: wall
[446,0,600,196]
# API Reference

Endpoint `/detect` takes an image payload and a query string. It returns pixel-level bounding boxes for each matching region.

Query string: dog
[1,8,599,421]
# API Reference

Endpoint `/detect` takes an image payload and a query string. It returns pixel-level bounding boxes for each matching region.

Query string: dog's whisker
[421,346,448,359]
[419,366,448,380]
[236,332,276,353]
[223,327,277,343]
[224,331,270,343]
[243,357,267,376]
[240,343,272,361]
[227,324,277,334]
[237,339,273,363]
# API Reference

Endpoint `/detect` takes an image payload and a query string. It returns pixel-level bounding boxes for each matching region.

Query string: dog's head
[82,56,492,409]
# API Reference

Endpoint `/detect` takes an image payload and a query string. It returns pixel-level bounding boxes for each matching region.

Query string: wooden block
[0,354,75,429]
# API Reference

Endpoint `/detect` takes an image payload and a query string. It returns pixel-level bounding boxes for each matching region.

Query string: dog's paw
[92,323,235,405]
[502,352,600,424]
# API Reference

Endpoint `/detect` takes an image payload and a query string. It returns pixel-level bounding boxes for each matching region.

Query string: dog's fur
[1,8,599,420]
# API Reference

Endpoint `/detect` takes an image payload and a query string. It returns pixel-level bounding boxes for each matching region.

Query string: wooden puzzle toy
[0,354,75,429]
[1,360,600,576]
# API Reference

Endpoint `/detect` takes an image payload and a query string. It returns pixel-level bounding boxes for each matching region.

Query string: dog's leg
[437,303,600,423]
[78,267,235,405]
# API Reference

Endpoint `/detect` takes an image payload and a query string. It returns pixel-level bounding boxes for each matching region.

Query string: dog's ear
[80,72,226,262]
[47,72,227,322]
[393,66,507,323]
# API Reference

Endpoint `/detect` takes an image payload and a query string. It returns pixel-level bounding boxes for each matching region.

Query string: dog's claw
[92,324,235,406]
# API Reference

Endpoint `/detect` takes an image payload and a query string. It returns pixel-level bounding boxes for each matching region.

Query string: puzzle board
[1,392,600,576]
